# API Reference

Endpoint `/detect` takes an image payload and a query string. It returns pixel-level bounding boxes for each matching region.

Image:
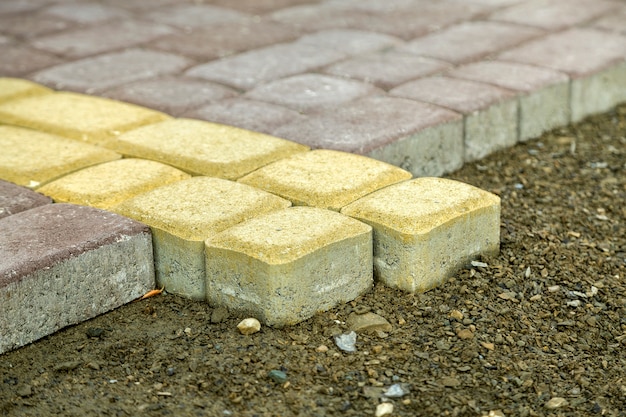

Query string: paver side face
[111,118,309,180]
[0,180,52,219]
[0,78,52,103]
[238,149,412,211]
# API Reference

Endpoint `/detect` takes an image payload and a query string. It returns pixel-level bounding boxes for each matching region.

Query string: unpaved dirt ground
[2,105,626,417]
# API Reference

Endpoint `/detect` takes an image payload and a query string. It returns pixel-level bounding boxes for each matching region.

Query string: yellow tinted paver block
[0,92,170,147]
[113,177,291,300]
[111,118,309,180]
[205,207,373,327]
[0,78,52,103]
[0,125,121,188]
[238,149,412,211]
[37,158,190,209]
[341,178,500,293]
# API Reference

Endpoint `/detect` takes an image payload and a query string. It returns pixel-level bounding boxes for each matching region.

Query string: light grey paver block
[570,60,626,122]
[0,203,154,355]
[341,178,500,293]
[205,207,373,327]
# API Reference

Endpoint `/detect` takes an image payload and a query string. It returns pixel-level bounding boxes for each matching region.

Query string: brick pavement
[1,0,625,354]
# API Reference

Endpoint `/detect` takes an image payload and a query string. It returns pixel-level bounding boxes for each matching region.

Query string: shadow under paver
[110,118,309,180]
[0,180,52,220]
[113,177,291,301]
[205,206,372,327]
[0,203,154,355]
[341,177,501,293]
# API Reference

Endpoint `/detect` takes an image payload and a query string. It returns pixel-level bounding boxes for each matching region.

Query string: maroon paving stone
[184,98,303,135]
[209,0,314,14]
[101,76,237,116]
[245,74,382,113]
[150,19,299,61]
[0,12,73,39]
[398,21,545,64]
[185,42,346,91]
[323,51,451,90]
[0,44,62,77]
[145,4,248,30]
[42,3,130,24]
[0,179,52,220]
[588,8,626,35]
[296,29,401,56]
[489,0,619,31]
[31,20,175,59]
[33,48,192,93]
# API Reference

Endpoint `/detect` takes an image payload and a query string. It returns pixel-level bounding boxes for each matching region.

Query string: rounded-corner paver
[0,77,53,103]
[113,176,292,301]
[0,180,52,220]
[205,206,373,327]
[238,149,412,211]
[37,158,191,209]
[341,177,501,293]
[110,118,310,180]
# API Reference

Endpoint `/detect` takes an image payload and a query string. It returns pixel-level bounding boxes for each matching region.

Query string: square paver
[0,45,62,77]
[0,11,73,39]
[110,118,309,180]
[238,149,412,211]
[145,4,247,30]
[0,77,52,103]
[268,3,373,33]
[0,180,52,220]
[296,29,401,55]
[0,203,154,355]
[113,177,291,300]
[341,177,500,292]
[390,76,518,161]
[205,206,373,327]
[42,3,130,23]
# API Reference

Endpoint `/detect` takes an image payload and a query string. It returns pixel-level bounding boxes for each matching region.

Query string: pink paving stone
[0,45,62,77]
[185,43,346,91]
[145,4,248,30]
[0,180,52,220]
[245,74,382,113]
[588,8,626,35]
[398,21,545,64]
[31,20,175,59]
[489,0,619,31]
[150,19,299,61]
[42,3,130,23]
[0,12,73,39]
[323,51,451,90]
[101,77,237,116]
[32,48,192,93]
[184,98,303,135]
[296,29,401,56]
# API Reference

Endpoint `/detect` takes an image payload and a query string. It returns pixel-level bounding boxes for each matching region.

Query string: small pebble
[545,397,568,409]
[457,329,474,340]
[449,310,464,320]
[268,370,287,384]
[316,345,329,353]
[384,383,409,398]
[237,318,261,335]
[334,331,357,352]
[375,402,394,417]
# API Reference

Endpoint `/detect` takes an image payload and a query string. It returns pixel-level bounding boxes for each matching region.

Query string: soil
[2,104,626,417]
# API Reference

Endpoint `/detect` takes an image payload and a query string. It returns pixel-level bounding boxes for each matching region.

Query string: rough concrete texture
[0,124,121,188]
[0,77,52,103]
[205,207,373,327]
[238,149,412,211]
[0,91,170,147]
[110,118,309,180]
[37,158,190,209]
[113,177,291,300]
[570,61,626,122]
[0,203,154,355]
[341,178,500,293]
[0,180,52,220]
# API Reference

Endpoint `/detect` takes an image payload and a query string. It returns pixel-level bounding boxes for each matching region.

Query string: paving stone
[185,98,304,135]
[0,203,154,355]
[113,177,291,300]
[0,180,52,220]
[296,29,401,55]
[101,77,237,116]
[0,11,73,39]
[32,48,191,93]
[0,44,62,77]
[37,158,190,209]
[0,0,56,15]
[323,51,451,90]
[0,91,170,147]
[499,28,626,121]
[273,96,464,177]
[447,60,570,141]
[110,118,309,180]
[31,20,174,58]
[341,177,500,293]
[398,21,544,64]
[588,8,626,35]
[390,76,518,161]
[0,125,121,188]
[0,77,52,103]
[186,42,346,90]
[145,4,247,30]
[238,149,412,211]
[211,0,327,14]
[42,3,130,23]
[245,74,382,112]
[101,0,182,10]
[268,3,373,33]
[205,206,373,327]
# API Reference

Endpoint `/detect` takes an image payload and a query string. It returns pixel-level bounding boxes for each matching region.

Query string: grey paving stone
[0,12,73,39]
[0,203,154,355]
[0,180,52,219]
[145,3,248,30]
[0,45,62,77]
[32,48,192,93]
[210,0,314,14]
[296,29,401,56]
[0,0,56,15]
[588,7,626,35]
[42,3,130,23]
[268,3,373,33]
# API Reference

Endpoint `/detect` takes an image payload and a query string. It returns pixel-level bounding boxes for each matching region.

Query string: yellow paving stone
[341,177,500,293]
[110,118,309,180]
[113,177,291,300]
[205,207,373,327]
[0,92,170,147]
[238,149,412,211]
[0,78,52,103]
[0,125,121,188]
[37,158,190,209]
